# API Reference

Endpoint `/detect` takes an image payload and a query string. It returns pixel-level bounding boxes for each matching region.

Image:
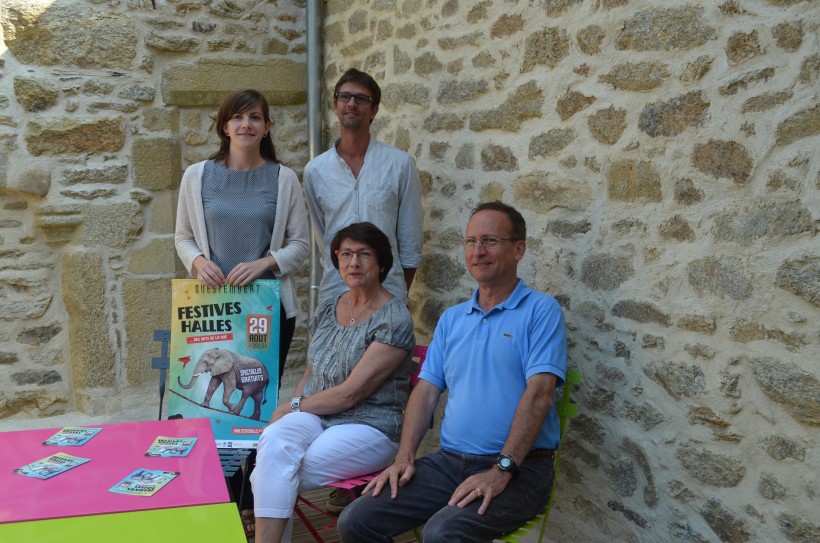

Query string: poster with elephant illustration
[168,279,280,448]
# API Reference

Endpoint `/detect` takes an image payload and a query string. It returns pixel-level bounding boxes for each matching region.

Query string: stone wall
[0,0,310,417]
[320,1,818,542]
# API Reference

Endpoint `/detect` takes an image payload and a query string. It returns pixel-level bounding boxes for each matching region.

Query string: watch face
[499,457,512,469]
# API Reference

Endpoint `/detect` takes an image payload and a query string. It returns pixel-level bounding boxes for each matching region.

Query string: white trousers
[250,412,398,541]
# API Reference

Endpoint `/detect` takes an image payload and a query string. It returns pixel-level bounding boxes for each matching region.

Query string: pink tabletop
[0,418,229,524]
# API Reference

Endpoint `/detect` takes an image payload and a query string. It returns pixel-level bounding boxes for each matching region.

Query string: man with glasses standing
[304,68,423,514]
[305,68,423,308]
[338,202,568,543]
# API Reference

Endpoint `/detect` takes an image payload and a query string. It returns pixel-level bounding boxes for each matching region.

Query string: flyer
[108,469,179,497]
[168,279,280,448]
[145,436,198,457]
[42,426,103,446]
[14,452,91,480]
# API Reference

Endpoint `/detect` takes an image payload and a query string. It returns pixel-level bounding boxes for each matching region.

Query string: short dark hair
[471,201,527,241]
[334,68,381,107]
[330,222,393,283]
[210,89,278,164]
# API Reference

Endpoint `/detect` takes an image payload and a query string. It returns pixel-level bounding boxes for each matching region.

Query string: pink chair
[294,344,429,543]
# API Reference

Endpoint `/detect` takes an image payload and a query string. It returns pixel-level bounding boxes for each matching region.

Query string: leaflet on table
[14,452,91,480]
[42,426,103,446]
[145,436,198,457]
[168,279,281,448]
[108,469,179,497]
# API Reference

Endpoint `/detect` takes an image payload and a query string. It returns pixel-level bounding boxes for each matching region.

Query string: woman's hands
[297,343,408,416]
[226,256,278,286]
[192,256,225,287]
[269,402,291,425]
[192,255,279,287]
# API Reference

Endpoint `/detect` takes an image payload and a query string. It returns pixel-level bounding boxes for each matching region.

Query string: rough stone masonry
[0,1,818,542]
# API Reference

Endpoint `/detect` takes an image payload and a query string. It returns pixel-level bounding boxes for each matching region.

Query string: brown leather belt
[526,448,555,459]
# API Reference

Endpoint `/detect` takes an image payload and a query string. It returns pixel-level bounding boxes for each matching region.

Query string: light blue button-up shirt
[305,138,424,304]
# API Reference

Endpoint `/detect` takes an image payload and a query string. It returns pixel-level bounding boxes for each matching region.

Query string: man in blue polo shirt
[338,201,567,542]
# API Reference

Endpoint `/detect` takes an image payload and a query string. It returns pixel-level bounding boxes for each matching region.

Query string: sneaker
[325,485,363,514]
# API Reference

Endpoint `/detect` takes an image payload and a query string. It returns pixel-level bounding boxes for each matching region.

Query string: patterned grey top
[201,160,280,278]
[303,294,415,442]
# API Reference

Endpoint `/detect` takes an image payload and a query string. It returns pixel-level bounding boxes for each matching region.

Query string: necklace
[348,287,382,325]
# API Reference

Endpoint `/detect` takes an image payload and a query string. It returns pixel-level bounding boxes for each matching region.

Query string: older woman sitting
[250,222,415,543]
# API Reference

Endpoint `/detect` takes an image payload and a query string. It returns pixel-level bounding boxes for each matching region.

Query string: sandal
[240,509,255,539]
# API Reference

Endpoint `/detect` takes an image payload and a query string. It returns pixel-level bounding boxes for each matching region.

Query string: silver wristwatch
[290,396,304,412]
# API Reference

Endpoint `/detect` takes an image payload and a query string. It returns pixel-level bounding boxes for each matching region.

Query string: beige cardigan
[174,161,309,319]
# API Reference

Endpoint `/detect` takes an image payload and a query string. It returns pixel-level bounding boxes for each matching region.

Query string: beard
[340,115,365,130]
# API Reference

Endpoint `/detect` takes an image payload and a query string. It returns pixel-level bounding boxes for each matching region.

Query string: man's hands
[448,467,512,515]
[363,457,416,499]
[365,459,512,516]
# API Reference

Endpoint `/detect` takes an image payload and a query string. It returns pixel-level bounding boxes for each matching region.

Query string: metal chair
[495,369,583,543]
[294,344,429,543]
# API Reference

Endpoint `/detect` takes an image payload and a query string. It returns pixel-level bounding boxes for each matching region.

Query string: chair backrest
[533,369,582,543]
[556,369,582,438]
[151,329,172,421]
[409,344,428,388]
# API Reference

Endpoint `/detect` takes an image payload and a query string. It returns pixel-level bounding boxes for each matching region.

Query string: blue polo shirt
[418,279,567,454]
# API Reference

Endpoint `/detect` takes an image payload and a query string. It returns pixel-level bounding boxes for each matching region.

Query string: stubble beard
[340,115,364,131]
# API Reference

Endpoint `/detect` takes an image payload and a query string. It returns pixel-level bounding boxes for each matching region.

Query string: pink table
[0,418,229,524]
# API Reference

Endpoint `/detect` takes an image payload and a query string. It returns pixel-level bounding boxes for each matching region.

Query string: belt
[526,448,555,459]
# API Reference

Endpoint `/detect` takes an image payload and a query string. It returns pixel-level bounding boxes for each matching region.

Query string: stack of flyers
[108,469,179,497]
[14,452,91,480]
[145,436,198,457]
[42,427,103,446]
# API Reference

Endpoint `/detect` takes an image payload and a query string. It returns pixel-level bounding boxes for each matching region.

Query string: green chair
[495,369,582,543]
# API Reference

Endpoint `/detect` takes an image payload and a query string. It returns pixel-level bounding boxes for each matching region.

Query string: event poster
[168,279,280,448]
[108,469,179,497]
[42,427,102,446]
[14,453,91,480]
[144,436,198,457]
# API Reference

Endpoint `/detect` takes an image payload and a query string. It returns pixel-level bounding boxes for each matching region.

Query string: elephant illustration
[177,348,270,420]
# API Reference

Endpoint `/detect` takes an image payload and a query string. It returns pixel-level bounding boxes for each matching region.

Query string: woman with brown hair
[175,89,309,382]
[175,90,309,536]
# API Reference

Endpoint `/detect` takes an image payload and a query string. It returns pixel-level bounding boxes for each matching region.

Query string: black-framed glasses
[461,237,521,250]
[335,92,374,106]
[335,248,376,262]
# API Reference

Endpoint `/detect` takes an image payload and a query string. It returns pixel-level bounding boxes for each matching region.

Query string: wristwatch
[496,454,519,477]
[290,396,304,413]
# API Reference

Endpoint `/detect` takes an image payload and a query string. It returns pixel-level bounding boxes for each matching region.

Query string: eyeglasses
[335,248,376,262]
[461,237,521,250]
[335,92,374,106]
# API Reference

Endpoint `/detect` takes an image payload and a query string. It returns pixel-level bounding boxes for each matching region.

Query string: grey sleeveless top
[303,294,415,442]
[201,160,280,278]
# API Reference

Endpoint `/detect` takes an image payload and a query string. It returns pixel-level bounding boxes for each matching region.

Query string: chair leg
[294,495,340,543]
[293,501,327,543]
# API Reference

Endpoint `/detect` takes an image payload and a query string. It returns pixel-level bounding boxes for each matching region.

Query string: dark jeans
[237,306,295,510]
[337,449,554,543]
